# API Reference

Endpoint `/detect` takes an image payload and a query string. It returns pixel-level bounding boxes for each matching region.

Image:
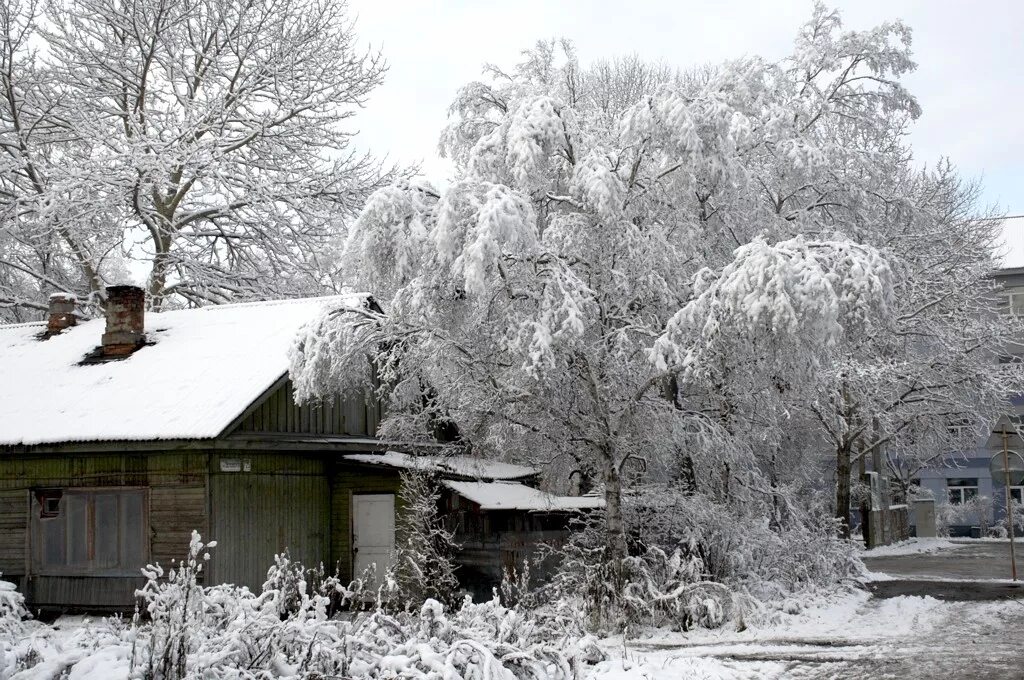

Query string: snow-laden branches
[292,4,1021,567]
[0,0,401,318]
[651,236,893,375]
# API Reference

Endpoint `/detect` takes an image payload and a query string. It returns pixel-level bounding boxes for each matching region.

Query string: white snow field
[590,589,1024,679]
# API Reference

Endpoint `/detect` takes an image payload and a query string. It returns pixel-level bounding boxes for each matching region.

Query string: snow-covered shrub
[624,485,859,598]
[386,469,460,610]
[993,499,1024,537]
[133,530,214,680]
[0,579,26,640]
[536,514,738,634]
[536,485,858,633]
[12,531,581,680]
[936,496,996,537]
[0,577,30,679]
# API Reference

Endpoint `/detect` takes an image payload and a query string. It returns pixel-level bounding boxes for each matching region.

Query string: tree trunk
[835,441,852,539]
[602,465,628,564]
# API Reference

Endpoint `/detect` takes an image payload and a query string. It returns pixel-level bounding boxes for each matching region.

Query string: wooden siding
[0,452,208,609]
[0,490,26,576]
[151,485,206,567]
[329,463,401,582]
[28,576,146,610]
[207,453,330,590]
[232,380,380,437]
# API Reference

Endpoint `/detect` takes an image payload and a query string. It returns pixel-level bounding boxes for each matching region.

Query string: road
[862,539,1020,581]
[610,540,1024,680]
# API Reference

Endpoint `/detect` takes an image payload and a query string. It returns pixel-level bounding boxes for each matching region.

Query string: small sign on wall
[219,458,252,473]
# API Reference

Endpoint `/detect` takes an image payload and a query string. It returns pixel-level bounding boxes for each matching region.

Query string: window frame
[29,486,150,577]
[946,478,979,505]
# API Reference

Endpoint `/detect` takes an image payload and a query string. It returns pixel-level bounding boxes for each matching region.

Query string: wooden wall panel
[206,453,329,591]
[232,380,379,437]
[0,490,26,576]
[150,485,207,567]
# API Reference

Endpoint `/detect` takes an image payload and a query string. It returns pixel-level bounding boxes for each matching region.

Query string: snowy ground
[589,540,1024,680]
[857,536,966,557]
[591,589,1024,680]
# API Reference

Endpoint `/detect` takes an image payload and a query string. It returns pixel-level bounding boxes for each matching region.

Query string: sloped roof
[997,215,1024,269]
[443,480,605,511]
[344,451,537,481]
[0,295,364,446]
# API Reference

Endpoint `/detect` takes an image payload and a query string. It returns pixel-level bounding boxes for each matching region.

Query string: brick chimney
[45,293,78,336]
[102,285,145,357]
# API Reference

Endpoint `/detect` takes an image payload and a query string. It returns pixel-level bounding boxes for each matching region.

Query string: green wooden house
[0,287,599,612]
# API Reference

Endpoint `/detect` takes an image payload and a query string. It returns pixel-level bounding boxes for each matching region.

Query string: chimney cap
[102,284,146,357]
[106,284,145,297]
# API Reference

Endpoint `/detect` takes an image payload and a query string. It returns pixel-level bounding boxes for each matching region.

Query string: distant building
[911,216,1024,536]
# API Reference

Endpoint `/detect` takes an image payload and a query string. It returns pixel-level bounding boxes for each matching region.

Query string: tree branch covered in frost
[385,470,460,610]
[291,2,1023,620]
[0,0,403,319]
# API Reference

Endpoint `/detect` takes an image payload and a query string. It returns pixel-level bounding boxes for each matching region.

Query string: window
[31,488,148,576]
[1002,289,1024,315]
[1011,487,1023,504]
[947,478,979,505]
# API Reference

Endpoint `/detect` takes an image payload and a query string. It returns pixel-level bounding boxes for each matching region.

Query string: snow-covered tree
[0,0,398,318]
[387,470,460,609]
[291,3,1019,570]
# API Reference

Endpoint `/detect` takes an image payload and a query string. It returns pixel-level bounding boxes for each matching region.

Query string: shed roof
[0,295,364,446]
[443,481,604,511]
[344,451,537,481]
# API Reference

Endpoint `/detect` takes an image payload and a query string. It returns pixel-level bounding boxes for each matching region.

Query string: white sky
[346,0,1024,218]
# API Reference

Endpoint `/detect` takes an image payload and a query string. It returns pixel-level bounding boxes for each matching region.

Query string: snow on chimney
[45,293,78,336]
[101,285,146,357]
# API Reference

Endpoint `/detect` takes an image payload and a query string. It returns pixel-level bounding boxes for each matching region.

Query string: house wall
[0,452,207,609]
[206,452,331,590]
[0,452,408,609]
[232,380,380,437]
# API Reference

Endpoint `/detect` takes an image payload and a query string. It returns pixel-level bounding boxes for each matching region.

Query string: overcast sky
[346,0,1023,218]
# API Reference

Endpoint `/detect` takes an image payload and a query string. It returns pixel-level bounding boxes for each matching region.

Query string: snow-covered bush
[536,513,740,634]
[0,578,30,679]
[0,579,26,640]
[624,485,859,597]
[534,484,859,633]
[5,532,582,680]
[386,469,460,610]
[133,531,214,680]
[993,499,1024,537]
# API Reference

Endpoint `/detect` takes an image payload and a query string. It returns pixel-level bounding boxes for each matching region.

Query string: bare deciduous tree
[1,0,399,317]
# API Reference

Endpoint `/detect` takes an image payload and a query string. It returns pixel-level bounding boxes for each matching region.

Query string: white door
[352,494,395,585]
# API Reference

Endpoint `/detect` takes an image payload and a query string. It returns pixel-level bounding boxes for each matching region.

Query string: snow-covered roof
[343,451,538,481]
[0,295,363,446]
[997,215,1024,269]
[443,481,605,511]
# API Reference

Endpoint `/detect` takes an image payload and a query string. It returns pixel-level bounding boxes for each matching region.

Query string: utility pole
[1001,427,1018,582]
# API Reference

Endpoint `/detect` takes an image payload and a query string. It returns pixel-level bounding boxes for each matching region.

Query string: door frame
[350,492,396,580]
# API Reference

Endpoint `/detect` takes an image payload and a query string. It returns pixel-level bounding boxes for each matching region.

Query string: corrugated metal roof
[443,480,605,511]
[0,294,365,446]
[344,451,537,481]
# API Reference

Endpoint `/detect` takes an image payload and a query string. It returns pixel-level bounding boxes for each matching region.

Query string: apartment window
[31,488,148,576]
[1011,487,1023,504]
[947,478,979,505]
[1003,289,1024,315]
